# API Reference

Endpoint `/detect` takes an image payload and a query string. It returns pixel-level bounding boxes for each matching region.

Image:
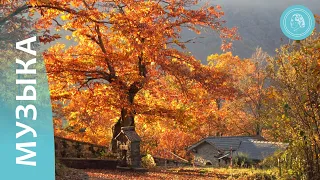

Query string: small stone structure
[114,126,142,168]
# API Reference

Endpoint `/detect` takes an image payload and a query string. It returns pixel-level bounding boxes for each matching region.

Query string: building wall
[130,142,141,167]
[193,142,220,166]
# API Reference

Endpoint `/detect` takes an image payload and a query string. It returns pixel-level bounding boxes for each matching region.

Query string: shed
[114,126,142,168]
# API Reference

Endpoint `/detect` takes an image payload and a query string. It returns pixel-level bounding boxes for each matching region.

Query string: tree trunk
[110,54,146,154]
[256,124,261,136]
[111,106,136,153]
[110,80,144,153]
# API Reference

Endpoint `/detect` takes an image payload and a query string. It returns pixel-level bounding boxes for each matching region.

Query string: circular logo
[280,5,315,40]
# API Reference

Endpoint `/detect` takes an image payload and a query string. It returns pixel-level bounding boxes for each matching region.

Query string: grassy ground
[168,167,279,179]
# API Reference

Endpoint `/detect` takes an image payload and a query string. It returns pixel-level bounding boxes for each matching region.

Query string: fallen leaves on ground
[56,165,278,180]
[56,168,90,180]
[84,169,221,180]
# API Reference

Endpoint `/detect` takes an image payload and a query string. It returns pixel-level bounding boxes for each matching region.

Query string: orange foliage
[30,0,240,156]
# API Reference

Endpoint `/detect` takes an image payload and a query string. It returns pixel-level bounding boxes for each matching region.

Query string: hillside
[182,0,320,61]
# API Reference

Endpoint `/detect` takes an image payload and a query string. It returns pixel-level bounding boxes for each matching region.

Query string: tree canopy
[26,0,240,151]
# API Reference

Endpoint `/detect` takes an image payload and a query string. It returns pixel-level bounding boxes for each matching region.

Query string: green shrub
[233,152,253,167]
[244,173,277,180]
[141,154,156,169]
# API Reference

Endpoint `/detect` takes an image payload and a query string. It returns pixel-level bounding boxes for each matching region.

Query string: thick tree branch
[95,25,116,79]
[35,4,112,24]
[0,4,30,25]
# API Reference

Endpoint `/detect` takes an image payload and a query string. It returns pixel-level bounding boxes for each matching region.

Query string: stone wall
[193,142,220,166]
[153,157,191,167]
[54,136,115,159]
[54,136,190,168]
[59,158,118,169]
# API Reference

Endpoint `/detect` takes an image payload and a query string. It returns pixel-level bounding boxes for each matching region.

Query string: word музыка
[15,36,38,167]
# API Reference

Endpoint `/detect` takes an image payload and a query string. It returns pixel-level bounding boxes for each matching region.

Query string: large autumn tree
[29,0,239,151]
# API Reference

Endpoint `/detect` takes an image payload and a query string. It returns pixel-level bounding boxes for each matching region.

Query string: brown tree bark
[111,54,146,153]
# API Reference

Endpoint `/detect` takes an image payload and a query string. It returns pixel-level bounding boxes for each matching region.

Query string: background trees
[266,32,320,179]
[0,0,37,105]
[0,0,35,48]
[206,48,271,137]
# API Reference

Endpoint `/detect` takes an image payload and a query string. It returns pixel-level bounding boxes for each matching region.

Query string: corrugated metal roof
[187,135,266,152]
[234,140,288,160]
[187,135,288,161]
[205,136,266,151]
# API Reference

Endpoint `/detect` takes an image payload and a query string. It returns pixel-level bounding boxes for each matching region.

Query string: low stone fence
[153,156,191,167]
[54,136,114,159]
[59,158,118,169]
[55,136,191,169]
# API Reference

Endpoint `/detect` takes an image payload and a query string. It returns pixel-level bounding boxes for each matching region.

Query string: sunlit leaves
[265,32,320,178]
[32,0,239,154]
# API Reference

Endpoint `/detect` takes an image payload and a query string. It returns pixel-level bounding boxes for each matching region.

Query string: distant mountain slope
[183,0,320,62]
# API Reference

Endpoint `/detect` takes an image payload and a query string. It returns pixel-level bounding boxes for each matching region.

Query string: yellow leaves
[61,15,68,21]
[163,44,167,49]
[142,123,147,129]
[28,9,36,17]
[188,64,195,72]
[48,43,66,53]
[69,112,79,120]
[29,0,50,6]
[208,53,230,68]
[65,35,72,40]
[207,53,219,61]
[142,90,152,102]
[70,1,81,7]
[135,37,141,44]
[43,8,61,17]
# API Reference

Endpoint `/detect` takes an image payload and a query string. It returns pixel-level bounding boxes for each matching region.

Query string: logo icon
[280,5,315,40]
